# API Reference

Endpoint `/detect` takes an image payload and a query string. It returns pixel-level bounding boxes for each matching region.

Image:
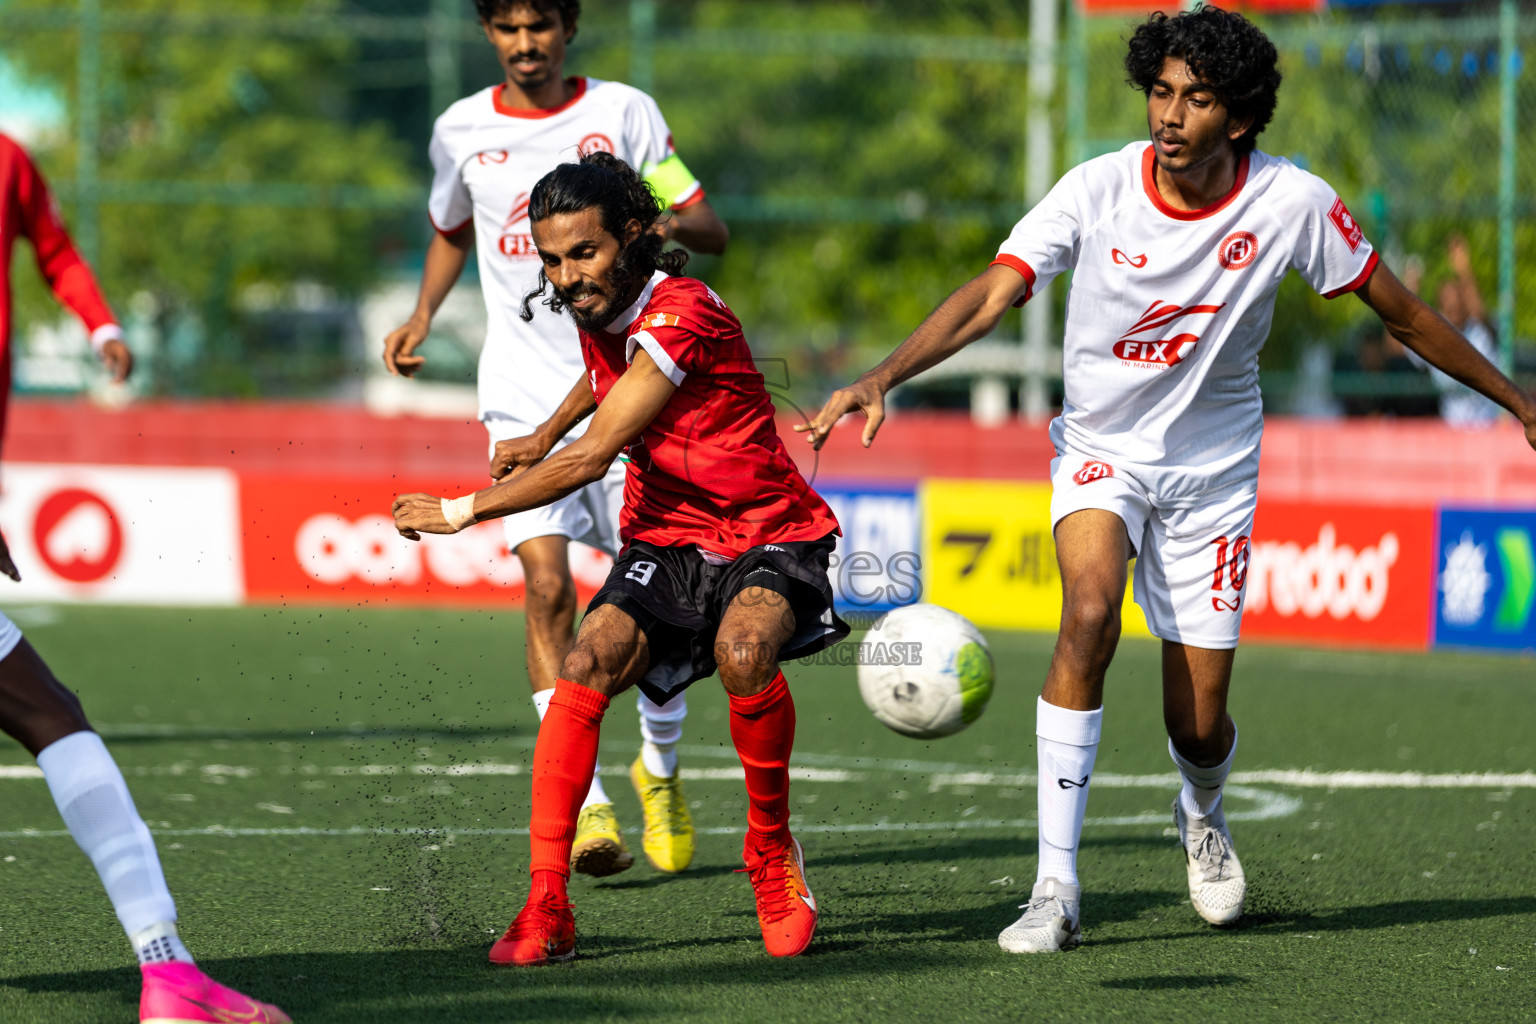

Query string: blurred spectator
[1336,315,1437,418]
[1412,236,1503,427]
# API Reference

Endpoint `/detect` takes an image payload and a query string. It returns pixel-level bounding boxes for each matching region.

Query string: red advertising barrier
[1242,501,1436,649]
[239,474,611,607]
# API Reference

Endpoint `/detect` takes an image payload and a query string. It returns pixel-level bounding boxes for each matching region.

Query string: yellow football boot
[630,756,696,873]
[570,802,634,877]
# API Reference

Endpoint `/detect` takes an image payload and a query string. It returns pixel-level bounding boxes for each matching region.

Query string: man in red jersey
[0,134,289,1022]
[393,151,847,964]
[0,133,131,441]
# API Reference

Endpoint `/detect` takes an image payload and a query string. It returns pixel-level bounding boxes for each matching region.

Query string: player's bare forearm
[1357,261,1536,432]
[798,264,1026,449]
[867,267,1023,389]
[395,349,678,538]
[666,200,729,254]
[383,226,472,375]
[415,227,473,319]
[491,378,599,479]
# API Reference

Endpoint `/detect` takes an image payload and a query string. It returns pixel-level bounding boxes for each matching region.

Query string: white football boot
[1174,800,1246,925]
[998,878,1082,953]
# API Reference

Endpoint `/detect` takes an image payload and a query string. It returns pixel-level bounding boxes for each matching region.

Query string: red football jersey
[0,134,118,446]
[579,271,839,557]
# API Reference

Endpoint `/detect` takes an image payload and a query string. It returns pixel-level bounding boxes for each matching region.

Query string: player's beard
[1150,122,1228,176]
[555,268,637,332]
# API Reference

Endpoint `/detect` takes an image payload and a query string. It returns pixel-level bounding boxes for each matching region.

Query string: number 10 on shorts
[1210,535,1250,612]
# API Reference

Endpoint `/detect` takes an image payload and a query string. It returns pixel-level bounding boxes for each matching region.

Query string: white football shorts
[484,417,625,558]
[1050,451,1256,649]
[0,610,20,662]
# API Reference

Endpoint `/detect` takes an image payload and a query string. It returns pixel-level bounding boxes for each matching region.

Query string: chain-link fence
[2,0,1532,416]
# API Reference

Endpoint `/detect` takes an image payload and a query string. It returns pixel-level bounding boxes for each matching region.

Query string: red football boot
[741,832,817,957]
[488,890,576,966]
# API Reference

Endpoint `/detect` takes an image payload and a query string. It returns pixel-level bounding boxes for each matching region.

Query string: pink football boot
[140,961,291,1023]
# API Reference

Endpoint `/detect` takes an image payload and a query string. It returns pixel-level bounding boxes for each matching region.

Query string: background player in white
[802,6,1536,954]
[382,0,728,879]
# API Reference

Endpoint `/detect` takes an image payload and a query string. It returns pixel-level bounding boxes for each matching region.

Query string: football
[856,603,995,739]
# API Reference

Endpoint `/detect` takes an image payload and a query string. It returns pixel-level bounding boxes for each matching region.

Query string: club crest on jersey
[642,313,679,330]
[1112,299,1226,368]
[1217,231,1258,271]
[1073,461,1115,485]
[1328,198,1364,253]
[578,133,615,157]
[1111,248,1148,268]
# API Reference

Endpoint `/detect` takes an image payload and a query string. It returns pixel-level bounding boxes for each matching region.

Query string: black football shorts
[586,533,850,704]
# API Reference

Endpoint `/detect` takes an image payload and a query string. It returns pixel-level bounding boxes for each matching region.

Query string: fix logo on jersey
[498,192,535,258]
[642,313,679,330]
[1218,231,1258,271]
[1111,248,1148,268]
[1112,300,1226,368]
[1329,198,1364,253]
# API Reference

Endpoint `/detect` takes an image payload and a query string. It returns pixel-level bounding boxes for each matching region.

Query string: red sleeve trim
[989,254,1037,308]
[429,211,473,237]
[671,186,706,211]
[1323,250,1379,299]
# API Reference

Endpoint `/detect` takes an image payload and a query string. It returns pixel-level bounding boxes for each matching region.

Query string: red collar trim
[493,77,588,119]
[1140,145,1249,221]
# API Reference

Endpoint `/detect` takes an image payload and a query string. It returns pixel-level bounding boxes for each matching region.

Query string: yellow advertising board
[920,479,1151,636]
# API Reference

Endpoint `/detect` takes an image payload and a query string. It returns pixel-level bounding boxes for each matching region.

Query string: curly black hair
[520,151,688,324]
[1124,6,1281,155]
[473,0,579,36]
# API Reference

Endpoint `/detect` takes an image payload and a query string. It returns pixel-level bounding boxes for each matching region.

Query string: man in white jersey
[803,6,1536,953]
[382,0,728,880]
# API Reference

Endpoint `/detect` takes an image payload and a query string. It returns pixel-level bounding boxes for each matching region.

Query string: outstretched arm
[662,198,729,255]
[1355,260,1536,447]
[489,376,599,480]
[796,262,1029,449]
[382,225,473,376]
[393,349,676,538]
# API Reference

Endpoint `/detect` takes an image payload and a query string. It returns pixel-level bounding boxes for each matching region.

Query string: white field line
[926,770,1536,790]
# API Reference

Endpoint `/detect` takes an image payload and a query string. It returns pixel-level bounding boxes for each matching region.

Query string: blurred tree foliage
[4,0,1529,402]
[7,0,416,396]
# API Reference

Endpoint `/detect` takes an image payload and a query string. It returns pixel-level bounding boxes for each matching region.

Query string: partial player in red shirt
[0,133,131,441]
[0,136,288,1022]
[393,151,848,963]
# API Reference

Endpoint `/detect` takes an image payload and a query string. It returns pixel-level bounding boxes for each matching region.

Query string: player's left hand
[98,338,133,384]
[391,493,453,541]
[0,529,19,582]
[796,377,887,450]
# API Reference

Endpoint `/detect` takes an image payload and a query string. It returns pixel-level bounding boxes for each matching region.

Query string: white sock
[37,731,188,961]
[130,920,193,965]
[1035,697,1102,887]
[637,691,686,778]
[1169,725,1238,820]
[532,688,608,808]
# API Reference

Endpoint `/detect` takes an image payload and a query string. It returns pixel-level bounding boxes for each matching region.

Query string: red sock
[528,679,609,896]
[728,671,796,846]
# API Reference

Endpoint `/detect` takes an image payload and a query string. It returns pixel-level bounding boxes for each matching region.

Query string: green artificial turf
[0,604,1532,1023]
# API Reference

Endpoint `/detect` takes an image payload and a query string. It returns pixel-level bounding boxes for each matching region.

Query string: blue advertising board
[1432,508,1536,652]
[815,481,922,617]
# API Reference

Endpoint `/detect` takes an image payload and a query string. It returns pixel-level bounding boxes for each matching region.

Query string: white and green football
[856,603,994,739]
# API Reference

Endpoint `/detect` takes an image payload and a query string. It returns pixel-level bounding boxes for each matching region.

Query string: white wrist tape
[441,494,478,532]
[89,324,123,355]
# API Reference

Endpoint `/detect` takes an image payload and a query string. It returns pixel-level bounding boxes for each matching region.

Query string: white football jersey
[995,142,1377,504]
[428,77,702,431]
